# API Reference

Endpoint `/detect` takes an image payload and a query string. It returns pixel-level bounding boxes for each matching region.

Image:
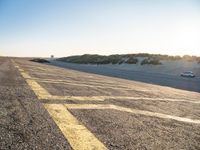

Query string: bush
[30,58,49,63]
[141,59,149,65]
[58,54,106,64]
[107,55,123,64]
[149,59,162,65]
[141,58,162,65]
[58,53,200,65]
[126,57,138,64]
[182,55,195,62]
[118,60,124,64]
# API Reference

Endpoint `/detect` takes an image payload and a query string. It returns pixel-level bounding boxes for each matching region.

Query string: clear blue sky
[0,0,200,57]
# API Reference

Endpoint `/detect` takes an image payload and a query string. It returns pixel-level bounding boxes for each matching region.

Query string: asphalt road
[1,57,200,150]
[50,60,200,93]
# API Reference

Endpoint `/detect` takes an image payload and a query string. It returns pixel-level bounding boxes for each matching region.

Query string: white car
[180,71,195,78]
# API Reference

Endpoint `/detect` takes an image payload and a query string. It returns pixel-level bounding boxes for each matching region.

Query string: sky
[0,0,200,57]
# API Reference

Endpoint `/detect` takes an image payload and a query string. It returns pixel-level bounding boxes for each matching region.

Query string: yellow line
[15,68,200,103]
[50,95,105,101]
[35,67,48,71]
[27,71,116,84]
[65,104,200,124]
[12,60,200,104]
[14,64,90,101]
[13,62,52,99]
[26,79,52,99]
[65,104,111,110]
[39,80,133,90]
[33,77,126,88]
[49,96,200,103]
[12,62,200,103]
[23,66,47,71]
[12,60,108,150]
[12,64,108,101]
[30,72,60,76]
[20,71,32,79]
[44,104,108,150]
[14,67,107,101]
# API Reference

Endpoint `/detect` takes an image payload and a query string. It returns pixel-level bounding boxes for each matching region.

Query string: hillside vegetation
[57,54,200,65]
[30,58,50,63]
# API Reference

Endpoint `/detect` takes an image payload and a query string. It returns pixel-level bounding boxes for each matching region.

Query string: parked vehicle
[180,71,195,78]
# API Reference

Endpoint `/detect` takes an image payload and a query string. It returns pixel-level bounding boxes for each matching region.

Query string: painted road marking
[14,64,103,101]
[14,66,52,99]
[13,60,108,150]
[24,70,117,84]
[39,80,138,90]
[29,72,64,76]
[44,104,108,150]
[22,66,48,71]
[13,62,200,103]
[30,77,131,89]
[65,104,200,124]
[35,66,48,71]
[12,59,200,150]
[26,79,52,99]
[44,95,200,104]
[51,96,200,103]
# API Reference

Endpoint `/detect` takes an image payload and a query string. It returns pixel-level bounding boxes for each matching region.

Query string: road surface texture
[50,60,200,93]
[1,57,200,150]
